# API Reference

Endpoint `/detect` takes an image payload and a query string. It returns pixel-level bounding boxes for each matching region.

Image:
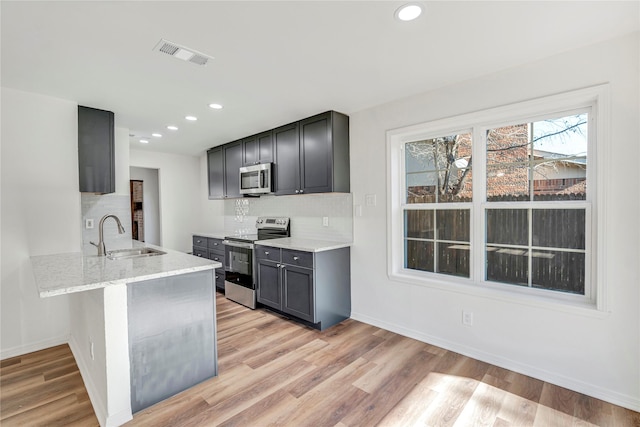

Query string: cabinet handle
[196,254,202,257]
[293,256,299,261]
[295,190,299,194]
[276,263,281,268]
[213,242,218,246]
[214,257,219,261]
[280,265,286,269]
[299,190,304,193]
[265,251,270,255]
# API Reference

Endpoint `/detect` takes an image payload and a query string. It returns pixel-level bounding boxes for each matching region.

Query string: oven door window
[225,245,254,289]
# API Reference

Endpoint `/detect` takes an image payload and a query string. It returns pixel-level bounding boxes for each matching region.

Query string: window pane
[405,240,434,272]
[406,171,437,204]
[437,242,470,277]
[486,247,528,286]
[533,160,586,201]
[437,209,470,242]
[486,164,529,201]
[486,209,528,246]
[405,133,472,204]
[532,114,587,156]
[532,209,585,249]
[486,124,530,165]
[531,250,585,294]
[405,210,434,239]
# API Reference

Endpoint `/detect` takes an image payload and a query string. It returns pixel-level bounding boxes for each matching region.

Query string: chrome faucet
[90,214,126,256]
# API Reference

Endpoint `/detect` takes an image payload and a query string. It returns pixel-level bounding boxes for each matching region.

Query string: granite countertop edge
[31,241,221,298]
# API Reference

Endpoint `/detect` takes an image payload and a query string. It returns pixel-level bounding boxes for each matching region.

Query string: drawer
[255,245,280,262]
[282,249,313,269]
[208,238,224,251]
[193,235,208,247]
[208,251,224,264]
[192,247,208,258]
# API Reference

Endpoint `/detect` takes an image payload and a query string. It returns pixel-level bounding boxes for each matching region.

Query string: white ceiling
[2,1,638,156]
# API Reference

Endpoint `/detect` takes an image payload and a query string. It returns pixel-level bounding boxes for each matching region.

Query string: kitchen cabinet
[255,245,351,330]
[207,147,224,199]
[223,141,243,198]
[193,235,225,291]
[78,105,115,193]
[272,123,300,195]
[243,130,273,166]
[274,111,350,195]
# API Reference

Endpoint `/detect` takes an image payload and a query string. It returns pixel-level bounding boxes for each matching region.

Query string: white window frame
[387,85,609,314]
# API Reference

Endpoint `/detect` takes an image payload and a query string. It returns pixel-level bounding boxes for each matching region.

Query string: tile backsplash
[81,194,132,253]
[223,193,353,242]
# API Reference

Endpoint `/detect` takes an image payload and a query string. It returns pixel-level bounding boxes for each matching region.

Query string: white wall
[130,167,161,246]
[0,88,81,358]
[199,154,225,232]
[349,32,640,411]
[130,149,201,252]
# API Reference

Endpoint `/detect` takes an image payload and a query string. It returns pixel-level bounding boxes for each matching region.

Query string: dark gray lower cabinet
[127,270,217,414]
[256,245,350,330]
[193,235,225,292]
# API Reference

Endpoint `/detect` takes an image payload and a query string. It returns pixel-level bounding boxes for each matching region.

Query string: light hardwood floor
[2,293,639,426]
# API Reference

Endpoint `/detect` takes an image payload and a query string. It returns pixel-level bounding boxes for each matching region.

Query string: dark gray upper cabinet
[223,140,243,198]
[275,111,349,196]
[273,123,300,195]
[78,106,115,193]
[243,130,273,166]
[207,147,224,200]
[207,110,349,198]
[300,111,350,194]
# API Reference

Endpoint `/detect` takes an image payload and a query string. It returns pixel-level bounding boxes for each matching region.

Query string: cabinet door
[256,259,282,310]
[207,147,224,199]
[299,112,332,194]
[273,123,300,195]
[223,141,243,198]
[243,131,273,166]
[282,265,315,323]
[78,106,115,194]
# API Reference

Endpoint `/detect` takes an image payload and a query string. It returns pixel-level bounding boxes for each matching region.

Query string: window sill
[388,269,609,319]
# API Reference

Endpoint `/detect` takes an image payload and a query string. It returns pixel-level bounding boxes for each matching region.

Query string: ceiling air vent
[153,39,213,66]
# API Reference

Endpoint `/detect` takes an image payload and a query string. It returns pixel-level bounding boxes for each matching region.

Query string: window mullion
[473,126,486,283]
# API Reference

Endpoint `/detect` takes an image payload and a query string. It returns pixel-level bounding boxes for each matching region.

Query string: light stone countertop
[254,237,351,253]
[31,241,221,298]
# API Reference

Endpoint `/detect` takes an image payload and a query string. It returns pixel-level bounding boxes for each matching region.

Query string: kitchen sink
[106,247,166,260]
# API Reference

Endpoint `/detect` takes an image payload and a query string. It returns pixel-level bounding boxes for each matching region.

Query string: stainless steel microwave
[239,163,273,195]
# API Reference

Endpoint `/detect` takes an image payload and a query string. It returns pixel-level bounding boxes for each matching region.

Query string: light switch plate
[85,219,94,229]
[365,194,377,207]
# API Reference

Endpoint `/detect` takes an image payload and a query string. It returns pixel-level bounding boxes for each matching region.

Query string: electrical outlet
[85,218,94,229]
[322,216,329,227]
[462,310,474,326]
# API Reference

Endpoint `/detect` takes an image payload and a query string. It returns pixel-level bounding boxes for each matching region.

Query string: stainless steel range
[222,217,290,309]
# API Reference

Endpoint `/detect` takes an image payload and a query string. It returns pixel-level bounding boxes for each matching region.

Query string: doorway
[129,167,161,246]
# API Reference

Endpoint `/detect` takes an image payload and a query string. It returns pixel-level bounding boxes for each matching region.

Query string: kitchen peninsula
[31,241,221,426]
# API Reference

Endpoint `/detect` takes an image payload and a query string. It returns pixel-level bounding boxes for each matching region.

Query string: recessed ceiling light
[185,115,197,121]
[395,3,423,21]
[209,103,223,110]
[152,133,162,138]
[167,125,178,131]
[140,139,149,144]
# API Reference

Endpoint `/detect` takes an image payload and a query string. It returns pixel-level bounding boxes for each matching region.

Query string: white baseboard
[0,335,69,360]
[350,311,640,413]
[69,335,107,427]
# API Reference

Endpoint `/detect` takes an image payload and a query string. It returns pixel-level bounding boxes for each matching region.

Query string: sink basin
[106,247,167,260]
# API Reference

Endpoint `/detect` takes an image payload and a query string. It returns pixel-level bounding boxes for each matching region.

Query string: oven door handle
[223,240,255,250]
